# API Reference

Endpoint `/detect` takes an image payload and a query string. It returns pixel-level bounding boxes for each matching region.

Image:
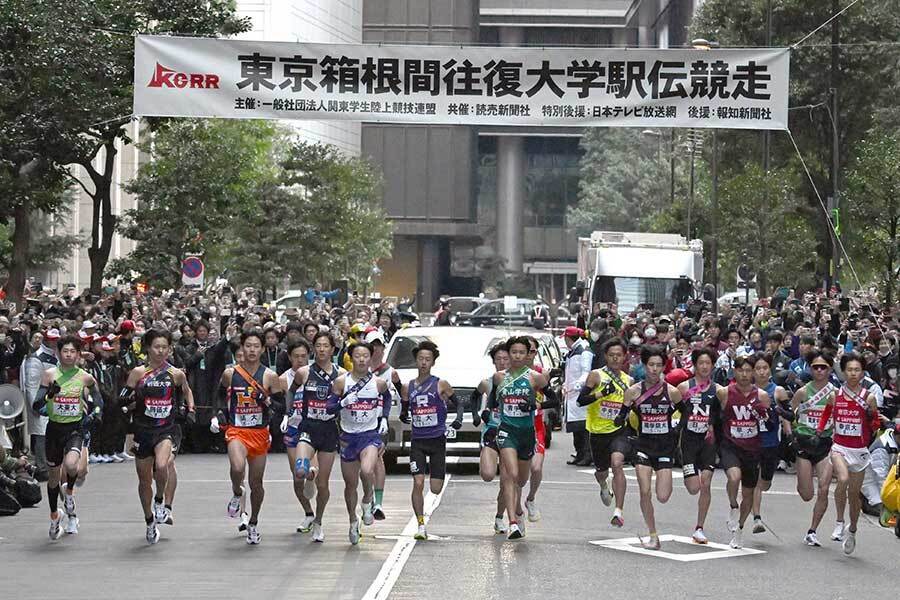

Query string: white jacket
[563,339,594,424]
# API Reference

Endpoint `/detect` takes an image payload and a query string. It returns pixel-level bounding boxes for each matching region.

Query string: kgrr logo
[148,62,220,89]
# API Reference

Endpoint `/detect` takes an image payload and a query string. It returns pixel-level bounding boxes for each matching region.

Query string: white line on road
[360,474,452,600]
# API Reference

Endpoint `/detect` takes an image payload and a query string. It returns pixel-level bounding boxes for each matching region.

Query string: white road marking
[578,467,683,480]
[361,474,451,600]
[589,534,766,561]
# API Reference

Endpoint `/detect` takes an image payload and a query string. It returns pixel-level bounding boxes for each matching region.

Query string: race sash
[601,367,628,395]
[841,385,869,411]
[685,378,712,402]
[311,362,337,384]
[234,364,268,401]
[798,383,835,415]
[341,372,374,403]
[635,380,664,407]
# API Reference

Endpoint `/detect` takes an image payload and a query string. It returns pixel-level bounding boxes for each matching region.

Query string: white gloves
[210,416,220,434]
[378,419,389,435]
[340,395,355,408]
[279,415,288,433]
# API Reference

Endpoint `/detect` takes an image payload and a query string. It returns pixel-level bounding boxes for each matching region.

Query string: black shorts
[589,429,631,472]
[794,434,832,465]
[680,432,717,477]
[132,425,179,460]
[46,421,84,467]
[633,435,676,471]
[409,436,447,480]
[719,440,761,488]
[297,420,340,453]
[760,446,780,482]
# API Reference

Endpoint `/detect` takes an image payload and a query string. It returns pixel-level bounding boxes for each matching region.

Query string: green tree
[224,141,393,295]
[844,130,900,305]
[717,164,818,293]
[570,128,673,235]
[691,0,900,280]
[108,119,280,288]
[0,0,250,294]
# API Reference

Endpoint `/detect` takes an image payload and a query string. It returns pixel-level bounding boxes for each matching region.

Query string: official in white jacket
[562,327,593,466]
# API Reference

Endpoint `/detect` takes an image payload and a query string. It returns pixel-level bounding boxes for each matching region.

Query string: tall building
[364,0,699,309]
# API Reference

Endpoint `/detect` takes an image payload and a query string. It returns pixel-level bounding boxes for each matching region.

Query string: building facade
[364,0,699,310]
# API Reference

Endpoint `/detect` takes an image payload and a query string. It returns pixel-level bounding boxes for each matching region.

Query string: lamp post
[641,128,676,207]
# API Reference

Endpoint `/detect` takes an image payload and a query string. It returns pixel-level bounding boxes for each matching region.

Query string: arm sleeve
[816,402,833,433]
[451,393,465,421]
[486,382,499,411]
[89,384,104,411]
[325,392,343,415]
[380,388,392,418]
[538,386,560,410]
[576,385,596,407]
[32,385,49,415]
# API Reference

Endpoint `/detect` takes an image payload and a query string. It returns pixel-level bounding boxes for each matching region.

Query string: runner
[32,336,104,539]
[790,348,836,547]
[120,329,195,544]
[326,341,392,545]
[524,335,548,523]
[815,352,879,555]
[280,338,318,535]
[716,355,772,549]
[487,336,550,540]
[212,329,286,545]
[750,352,791,534]
[617,345,683,549]
[577,338,634,528]
[287,332,344,543]
[399,340,462,540]
[475,342,510,534]
[368,330,401,521]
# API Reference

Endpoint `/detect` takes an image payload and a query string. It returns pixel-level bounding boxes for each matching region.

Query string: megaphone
[0,384,25,419]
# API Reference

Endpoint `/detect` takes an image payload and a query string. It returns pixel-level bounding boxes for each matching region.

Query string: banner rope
[791,0,864,49]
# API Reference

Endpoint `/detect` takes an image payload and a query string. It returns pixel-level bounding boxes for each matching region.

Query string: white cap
[364,331,385,345]
[82,320,97,330]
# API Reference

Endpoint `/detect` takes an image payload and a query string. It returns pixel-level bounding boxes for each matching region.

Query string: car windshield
[447,298,479,313]
[278,296,306,309]
[387,332,505,369]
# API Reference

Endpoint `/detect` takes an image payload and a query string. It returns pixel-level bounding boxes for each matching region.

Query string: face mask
[645,327,657,338]
[590,331,600,342]
[630,336,642,346]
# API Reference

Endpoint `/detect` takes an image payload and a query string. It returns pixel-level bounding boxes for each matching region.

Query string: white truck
[577,231,704,314]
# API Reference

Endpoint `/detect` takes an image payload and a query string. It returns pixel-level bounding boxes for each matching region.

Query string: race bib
[730,423,758,439]
[144,397,172,420]
[349,400,376,424]
[641,413,669,435]
[53,396,81,417]
[503,396,526,418]
[599,401,620,420]
[835,420,861,437]
[413,411,438,429]
[306,399,328,420]
[800,409,822,430]
[234,411,262,427]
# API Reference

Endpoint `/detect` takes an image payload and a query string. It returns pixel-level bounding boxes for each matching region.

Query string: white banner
[134,35,790,130]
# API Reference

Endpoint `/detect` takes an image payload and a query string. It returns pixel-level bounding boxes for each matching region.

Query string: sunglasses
[811,364,830,371]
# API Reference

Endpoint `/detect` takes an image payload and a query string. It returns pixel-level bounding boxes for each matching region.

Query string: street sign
[182,255,205,289]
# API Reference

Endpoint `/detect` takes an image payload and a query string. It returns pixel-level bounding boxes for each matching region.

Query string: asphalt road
[3,440,897,600]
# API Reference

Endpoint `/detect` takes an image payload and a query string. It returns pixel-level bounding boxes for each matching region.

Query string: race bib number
[599,401,620,420]
[835,421,861,437]
[349,401,376,424]
[445,427,457,440]
[412,395,439,428]
[503,398,526,418]
[53,396,81,417]
[800,409,821,430]
[144,398,172,420]
[413,412,438,429]
[729,423,758,439]
[234,412,262,427]
[233,390,263,427]
[641,413,669,435]
[306,399,328,420]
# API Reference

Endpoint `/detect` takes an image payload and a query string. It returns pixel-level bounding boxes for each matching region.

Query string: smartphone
[840,297,850,312]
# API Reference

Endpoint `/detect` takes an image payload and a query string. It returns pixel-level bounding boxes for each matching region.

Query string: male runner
[287,332,344,542]
[327,342,392,545]
[475,343,510,534]
[399,340,462,539]
[280,339,317,534]
[33,336,103,539]
[487,336,550,540]
[790,348,836,546]
[368,331,401,521]
[212,329,286,545]
[716,355,771,548]
[751,353,790,534]
[815,352,879,554]
[121,329,194,544]
[616,345,682,549]
[577,338,634,528]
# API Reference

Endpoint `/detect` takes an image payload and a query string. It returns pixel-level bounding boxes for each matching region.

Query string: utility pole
[830,0,842,287]
[711,129,719,313]
[762,0,772,174]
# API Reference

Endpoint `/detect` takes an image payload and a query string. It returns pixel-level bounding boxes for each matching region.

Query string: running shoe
[63,493,76,518]
[88,454,100,464]
[162,507,174,526]
[238,512,250,532]
[361,501,374,526]
[692,528,708,545]
[115,451,134,462]
[98,454,113,463]
[641,535,661,550]
[517,514,526,535]
[153,501,167,525]
[494,517,508,534]
[312,522,325,543]
[804,531,821,547]
[297,515,315,533]
[49,516,63,540]
[109,453,124,463]
[831,521,846,542]
[752,517,766,534]
[726,507,739,533]
[783,462,796,474]
[146,522,160,545]
[303,477,317,501]
[414,525,427,540]
[507,524,524,540]
[729,528,743,549]
[65,516,79,535]
[373,504,386,521]
[246,524,261,545]
[227,486,243,518]
[599,483,613,507]
[610,512,624,528]
[842,531,856,555]
[525,500,541,522]
[349,520,361,545]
